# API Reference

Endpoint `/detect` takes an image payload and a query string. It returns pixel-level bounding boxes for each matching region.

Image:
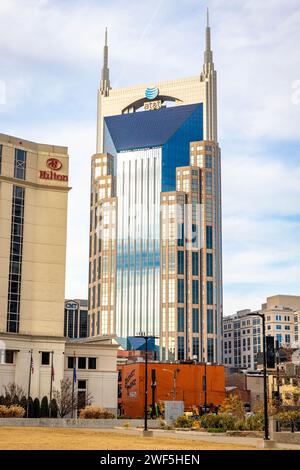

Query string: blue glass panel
[104,103,201,152]
[162,105,203,192]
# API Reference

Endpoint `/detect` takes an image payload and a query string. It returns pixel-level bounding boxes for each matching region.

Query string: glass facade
[7,186,25,333]
[116,148,161,337]
[64,302,88,339]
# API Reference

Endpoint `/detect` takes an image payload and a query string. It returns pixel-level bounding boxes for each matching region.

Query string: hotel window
[192,308,199,333]
[206,253,213,277]
[285,335,290,344]
[192,337,199,359]
[91,313,95,336]
[178,337,184,361]
[206,226,213,249]
[97,311,100,335]
[0,144,2,174]
[177,251,184,275]
[207,338,214,362]
[192,252,199,276]
[177,279,184,304]
[207,309,214,334]
[192,280,199,304]
[7,186,25,333]
[275,315,282,321]
[207,281,214,306]
[177,308,184,332]
[14,149,27,180]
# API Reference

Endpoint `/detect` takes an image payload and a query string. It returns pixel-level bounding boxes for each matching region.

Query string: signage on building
[47,158,62,171]
[145,86,159,100]
[144,100,162,111]
[39,157,68,182]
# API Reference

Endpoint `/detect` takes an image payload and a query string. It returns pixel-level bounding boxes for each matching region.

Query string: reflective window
[177,308,184,332]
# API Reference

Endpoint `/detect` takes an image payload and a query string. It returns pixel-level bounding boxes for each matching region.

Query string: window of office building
[207,281,213,306]
[78,357,87,369]
[177,250,184,275]
[192,308,199,333]
[206,253,213,277]
[88,358,97,370]
[207,338,214,362]
[41,352,50,365]
[14,149,27,180]
[206,226,213,249]
[192,252,199,276]
[7,186,25,333]
[192,280,199,304]
[207,309,214,334]
[178,337,184,361]
[177,279,184,304]
[177,308,184,332]
[192,337,199,359]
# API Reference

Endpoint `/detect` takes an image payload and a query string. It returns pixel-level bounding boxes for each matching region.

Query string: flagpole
[72,351,76,419]
[27,349,33,418]
[49,350,54,418]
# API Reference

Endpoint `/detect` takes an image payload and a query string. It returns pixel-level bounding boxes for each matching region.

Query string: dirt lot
[0,427,257,450]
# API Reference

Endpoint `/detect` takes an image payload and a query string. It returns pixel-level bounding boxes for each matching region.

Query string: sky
[0,0,299,316]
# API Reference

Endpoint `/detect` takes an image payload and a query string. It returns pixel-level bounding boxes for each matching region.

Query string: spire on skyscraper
[204,8,214,72]
[100,27,111,96]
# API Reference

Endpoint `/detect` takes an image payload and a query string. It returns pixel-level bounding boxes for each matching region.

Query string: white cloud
[0,0,299,314]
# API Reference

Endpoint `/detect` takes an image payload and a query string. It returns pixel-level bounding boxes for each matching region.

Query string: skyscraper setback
[89,13,223,362]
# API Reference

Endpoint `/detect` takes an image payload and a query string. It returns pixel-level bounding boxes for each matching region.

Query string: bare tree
[2,383,25,405]
[53,378,93,418]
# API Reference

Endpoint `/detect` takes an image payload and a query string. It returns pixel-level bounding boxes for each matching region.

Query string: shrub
[219,395,245,419]
[0,405,25,418]
[33,398,40,418]
[174,415,193,428]
[79,406,115,420]
[207,428,225,433]
[40,396,49,418]
[246,413,264,431]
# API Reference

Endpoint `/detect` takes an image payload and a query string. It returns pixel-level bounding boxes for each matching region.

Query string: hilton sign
[39,158,68,182]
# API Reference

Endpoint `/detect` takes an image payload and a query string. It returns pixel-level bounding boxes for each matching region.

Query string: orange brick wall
[118,363,225,418]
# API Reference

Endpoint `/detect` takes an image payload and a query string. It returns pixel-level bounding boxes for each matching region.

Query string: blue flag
[73,365,77,384]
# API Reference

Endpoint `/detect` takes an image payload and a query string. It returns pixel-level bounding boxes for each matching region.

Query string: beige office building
[89,14,223,363]
[0,133,70,396]
[0,134,118,412]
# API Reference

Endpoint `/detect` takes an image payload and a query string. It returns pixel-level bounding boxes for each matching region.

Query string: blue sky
[0,0,299,315]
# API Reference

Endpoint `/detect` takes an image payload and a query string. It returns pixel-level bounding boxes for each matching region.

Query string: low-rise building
[223,295,300,370]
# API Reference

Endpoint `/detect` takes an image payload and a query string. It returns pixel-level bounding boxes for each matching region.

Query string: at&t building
[89,15,223,363]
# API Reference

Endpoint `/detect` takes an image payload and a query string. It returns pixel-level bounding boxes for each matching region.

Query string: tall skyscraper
[89,13,223,362]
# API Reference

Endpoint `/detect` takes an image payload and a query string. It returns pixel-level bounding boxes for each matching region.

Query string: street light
[133,333,158,433]
[247,312,269,441]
